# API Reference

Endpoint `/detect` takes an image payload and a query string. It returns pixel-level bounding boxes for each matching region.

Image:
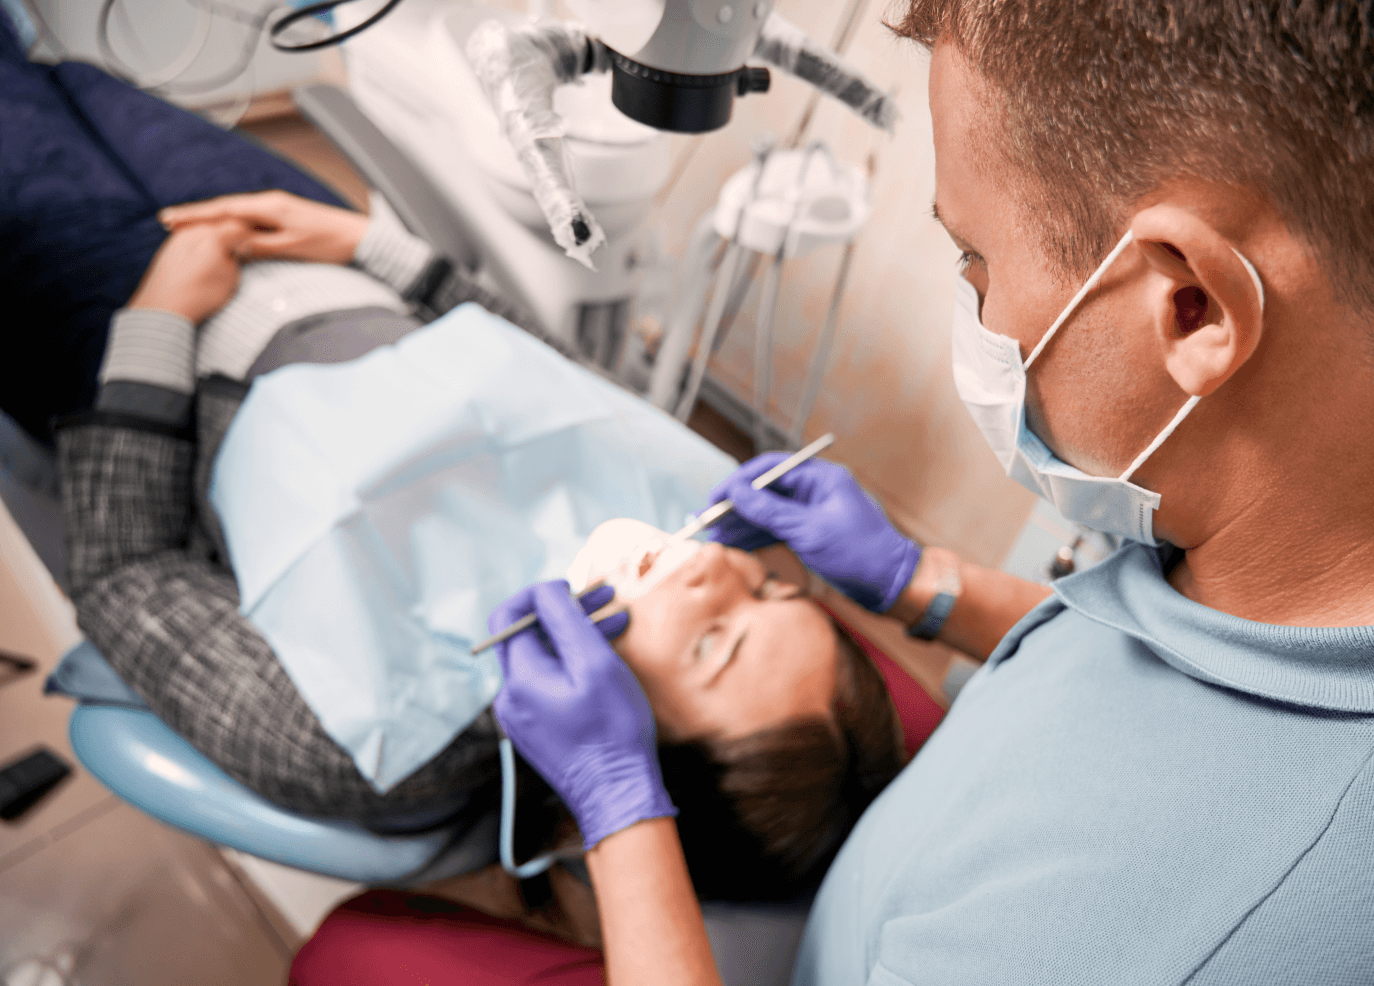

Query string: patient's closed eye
[693,579,796,665]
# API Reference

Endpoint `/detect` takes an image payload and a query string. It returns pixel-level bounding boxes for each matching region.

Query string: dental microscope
[332,0,894,428]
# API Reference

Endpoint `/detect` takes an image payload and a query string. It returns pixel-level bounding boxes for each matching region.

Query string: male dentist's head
[905,0,1374,626]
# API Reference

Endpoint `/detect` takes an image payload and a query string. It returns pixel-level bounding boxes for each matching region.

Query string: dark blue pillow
[0,38,346,443]
[0,2,27,60]
[54,63,347,212]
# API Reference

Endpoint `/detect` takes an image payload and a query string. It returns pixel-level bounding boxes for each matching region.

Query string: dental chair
[1,21,817,974]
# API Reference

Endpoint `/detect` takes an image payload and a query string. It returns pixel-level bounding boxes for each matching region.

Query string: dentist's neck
[1169,499,1374,628]
[1160,309,1374,627]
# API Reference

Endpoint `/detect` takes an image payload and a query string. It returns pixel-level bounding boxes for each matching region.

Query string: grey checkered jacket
[55,268,573,832]
[57,382,510,828]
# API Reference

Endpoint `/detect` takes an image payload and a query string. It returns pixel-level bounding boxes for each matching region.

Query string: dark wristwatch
[907,565,962,641]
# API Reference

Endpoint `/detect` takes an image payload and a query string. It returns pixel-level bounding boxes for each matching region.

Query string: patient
[570,519,904,899]
[56,192,905,905]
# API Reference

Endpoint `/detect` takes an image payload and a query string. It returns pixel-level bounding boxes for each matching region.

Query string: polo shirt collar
[1046,542,1374,713]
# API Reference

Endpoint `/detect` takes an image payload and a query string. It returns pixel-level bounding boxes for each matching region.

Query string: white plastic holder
[671,144,869,448]
[711,146,868,260]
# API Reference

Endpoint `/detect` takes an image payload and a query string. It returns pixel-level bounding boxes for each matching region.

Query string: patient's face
[612,542,839,743]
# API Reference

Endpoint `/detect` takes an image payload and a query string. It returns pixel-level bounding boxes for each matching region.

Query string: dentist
[487,2,1374,983]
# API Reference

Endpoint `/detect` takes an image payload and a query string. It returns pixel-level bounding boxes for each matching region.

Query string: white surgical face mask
[951,228,1264,545]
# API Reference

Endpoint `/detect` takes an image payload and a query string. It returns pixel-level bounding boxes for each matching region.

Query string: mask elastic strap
[1118,394,1201,482]
[1117,246,1262,483]
[1024,229,1137,370]
[1233,247,1265,312]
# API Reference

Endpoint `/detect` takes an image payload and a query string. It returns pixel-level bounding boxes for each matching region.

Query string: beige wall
[648,0,1035,568]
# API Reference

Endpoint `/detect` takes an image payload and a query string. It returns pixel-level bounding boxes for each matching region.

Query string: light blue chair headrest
[68,704,455,883]
[53,642,488,884]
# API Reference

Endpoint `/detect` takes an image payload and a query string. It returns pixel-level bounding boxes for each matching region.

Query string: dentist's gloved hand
[488,581,676,850]
[707,455,921,613]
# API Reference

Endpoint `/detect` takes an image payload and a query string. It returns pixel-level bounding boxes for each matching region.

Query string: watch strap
[908,590,957,641]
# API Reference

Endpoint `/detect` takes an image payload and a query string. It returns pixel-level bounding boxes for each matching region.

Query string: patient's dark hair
[889,0,1374,314]
[658,621,906,902]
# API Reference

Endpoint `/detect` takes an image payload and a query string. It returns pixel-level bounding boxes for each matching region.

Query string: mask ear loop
[1119,394,1202,481]
[1232,247,1265,312]
[1119,246,1264,483]
[1023,229,1138,370]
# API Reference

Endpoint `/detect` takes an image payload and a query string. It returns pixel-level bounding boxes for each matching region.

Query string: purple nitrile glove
[488,581,676,850]
[706,454,921,613]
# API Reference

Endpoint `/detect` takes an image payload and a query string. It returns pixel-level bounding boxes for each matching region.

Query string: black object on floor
[0,746,73,822]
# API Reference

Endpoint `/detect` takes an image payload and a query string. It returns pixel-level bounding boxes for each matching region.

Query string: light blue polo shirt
[795,542,1374,986]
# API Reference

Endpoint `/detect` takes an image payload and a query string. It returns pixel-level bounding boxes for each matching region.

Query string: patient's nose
[683,543,746,597]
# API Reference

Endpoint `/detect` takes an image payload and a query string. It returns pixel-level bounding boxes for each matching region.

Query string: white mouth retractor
[566,518,702,602]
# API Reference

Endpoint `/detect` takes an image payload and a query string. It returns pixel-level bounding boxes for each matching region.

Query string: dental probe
[471,432,837,655]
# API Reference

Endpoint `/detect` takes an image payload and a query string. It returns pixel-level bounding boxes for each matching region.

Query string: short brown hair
[890,0,1374,312]
[660,621,906,901]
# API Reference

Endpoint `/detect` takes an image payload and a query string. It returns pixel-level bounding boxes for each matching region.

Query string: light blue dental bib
[210,304,735,791]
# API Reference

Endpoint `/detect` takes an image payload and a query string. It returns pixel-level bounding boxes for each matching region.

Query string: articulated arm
[467,21,611,269]
[468,13,896,268]
[753,12,899,132]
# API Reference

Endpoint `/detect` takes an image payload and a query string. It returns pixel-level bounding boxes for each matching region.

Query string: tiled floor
[0,503,294,983]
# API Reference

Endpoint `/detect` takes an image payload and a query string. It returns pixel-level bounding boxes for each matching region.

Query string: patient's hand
[158,190,369,265]
[128,218,252,324]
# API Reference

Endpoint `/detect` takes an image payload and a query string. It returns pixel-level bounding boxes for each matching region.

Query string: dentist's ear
[1131,204,1264,397]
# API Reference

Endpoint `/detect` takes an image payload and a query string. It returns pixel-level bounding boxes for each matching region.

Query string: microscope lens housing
[572,0,777,132]
[608,50,770,133]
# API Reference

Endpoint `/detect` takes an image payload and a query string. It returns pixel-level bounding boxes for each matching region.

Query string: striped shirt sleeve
[352,192,435,296]
[98,308,196,393]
